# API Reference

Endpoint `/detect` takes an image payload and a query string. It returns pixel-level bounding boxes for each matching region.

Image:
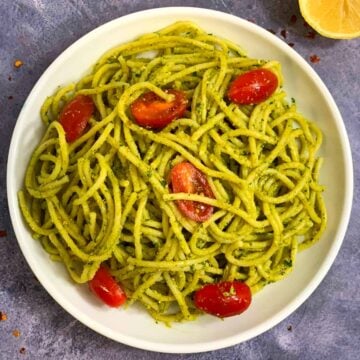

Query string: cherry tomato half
[194,281,252,318]
[170,162,214,222]
[59,95,94,142]
[227,68,278,105]
[89,265,127,308]
[130,89,188,129]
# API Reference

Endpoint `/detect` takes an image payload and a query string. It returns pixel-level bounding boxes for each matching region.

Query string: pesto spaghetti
[18,21,326,324]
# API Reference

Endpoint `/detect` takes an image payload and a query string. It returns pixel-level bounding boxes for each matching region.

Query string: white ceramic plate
[7,7,353,353]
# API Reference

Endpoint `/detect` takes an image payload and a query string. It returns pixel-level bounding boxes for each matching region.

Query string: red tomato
[194,281,252,318]
[89,265,127,308]
[170,162,214,222]
[130,89,188,129]
[59,95,94,142]
[227,68,278,105]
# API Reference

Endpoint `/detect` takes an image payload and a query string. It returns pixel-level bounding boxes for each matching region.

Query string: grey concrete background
[1,0,359,359]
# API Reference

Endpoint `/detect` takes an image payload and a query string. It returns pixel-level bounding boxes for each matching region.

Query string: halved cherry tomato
[89,265,127,308]
[194,281,252,318]
[59,95,94,142]
[130,89,188,129]
[170,162,214,222]
[227,68,278,105]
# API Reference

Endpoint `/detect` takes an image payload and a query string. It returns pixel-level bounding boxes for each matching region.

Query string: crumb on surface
[19,347,26,354]
[280,29,287,39]
[12,329,21,337]
[305,30,317,39]
[14,59,24,68]
[287,325,293,331]
[290,14,297,24]
[310,54,320,63]
[0,311,7,321]
[0,230,7,237]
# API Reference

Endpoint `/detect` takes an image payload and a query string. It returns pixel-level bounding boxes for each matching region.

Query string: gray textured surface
[0,0,359,359]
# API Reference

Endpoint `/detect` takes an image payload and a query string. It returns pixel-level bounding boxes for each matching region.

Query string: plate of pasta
[7,7,353,353]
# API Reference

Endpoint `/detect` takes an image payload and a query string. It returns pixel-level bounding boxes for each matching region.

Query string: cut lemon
[299,0,360,39]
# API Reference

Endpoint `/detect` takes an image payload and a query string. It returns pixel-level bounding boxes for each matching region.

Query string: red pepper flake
[310,54,321,63]
[0,311,7,321]
[19,347,26,355]
[288,42,295,47]
[8,95,13,100]
[287,325,293,331]
[12,329,21,338]
[0,230,7,237]
[14,59,24,68]
[280,29,287,39]
[290,14,297,24]
[267,28,276,34]
[305,30,317,39]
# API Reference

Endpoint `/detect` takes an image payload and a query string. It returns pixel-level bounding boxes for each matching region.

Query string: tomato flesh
[227,68,278,105]
[59,95,94,142]
[130,89,188,129]
[89,265,127,307]
[194,281,252,318]
[170,162,214,222]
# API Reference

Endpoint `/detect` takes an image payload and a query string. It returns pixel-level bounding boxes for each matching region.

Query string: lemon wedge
[299,0,360,39]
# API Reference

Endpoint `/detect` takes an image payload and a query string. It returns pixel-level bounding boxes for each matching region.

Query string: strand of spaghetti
[18,191,55,236]
[207,86,248,127]
[189,229,222,255]
[191,112,225,141]
[95,162,122,253]
[73,155,108,206]
[225,203,282,267]
[51,196,88,247]
[95,36,214,69]
[223,128,277,144]
[128,272,162,305]
[68,110,117,154]
[157,21,206,36]
[134,193,148,260]
[46,198,104,262]
[51,83,75,117]
[77,81,129,95]
[47,233,84,283]
[163,272,193,320]
[37,154,62,184]
[253,168,311,204]
[76,123,114,161]
[299,192,327,250]
[127,252,220,269]
[163,193,268,228]
[209,130,252,167]
[25,123,68,182]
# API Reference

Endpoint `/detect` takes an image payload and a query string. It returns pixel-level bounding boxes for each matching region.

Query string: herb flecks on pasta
[18,21,326,324]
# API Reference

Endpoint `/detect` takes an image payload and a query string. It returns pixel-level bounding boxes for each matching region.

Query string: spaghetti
[18,21,326,324]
